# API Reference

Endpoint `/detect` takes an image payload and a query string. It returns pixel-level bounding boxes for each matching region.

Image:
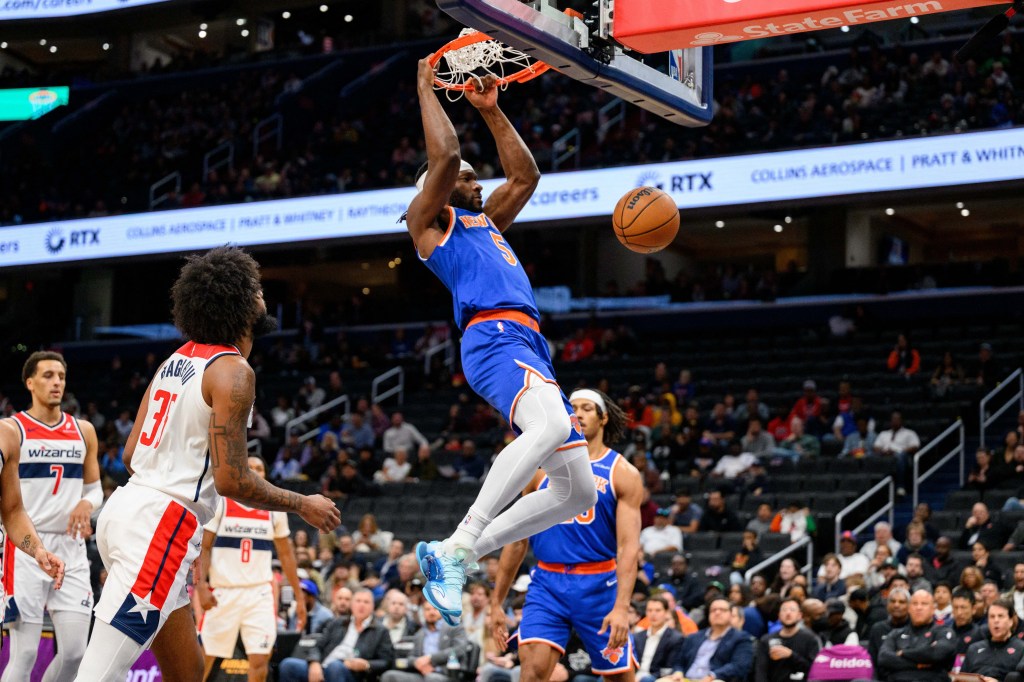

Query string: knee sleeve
[512,382,572,454]
[542,446,598,516]
[2,620,44,682]
[42,611,91,682]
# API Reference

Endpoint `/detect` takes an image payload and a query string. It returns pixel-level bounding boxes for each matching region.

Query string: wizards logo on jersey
[111,502,197,644]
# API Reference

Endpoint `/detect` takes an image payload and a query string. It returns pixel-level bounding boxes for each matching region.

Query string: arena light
[784,215,793,223]
[715,220,725,228]
[236,18,246,26]
[49,45,57,53]
[961,208,971,217]
[39,38,47,46]
[841,25,850,32]
[910,16,920,23]
[362,287,370,295]
[885,207,895,215]
[102,42,110,51]
[345,14,354,22]
[200,22,208,30]
[241,29,250,37]
[198,30,207,38]
[773,224,783,232]
[320,4,329,12]
[0,42,7,49]
[282,10,291,19]
[394,257,402,264]
[956,201,965,209]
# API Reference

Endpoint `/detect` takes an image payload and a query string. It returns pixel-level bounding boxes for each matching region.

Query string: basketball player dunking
[491,389,641,682]
[73,247,341,681]
[0,422,65,625]
[2,351,101,682]
[197,455,307,682]
[405,58,596,625]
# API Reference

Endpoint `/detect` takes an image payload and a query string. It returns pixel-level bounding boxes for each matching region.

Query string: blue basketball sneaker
[416,541,472,626]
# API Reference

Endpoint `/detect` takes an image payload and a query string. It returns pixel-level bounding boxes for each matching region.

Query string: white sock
[42,610,91,682]
[442,382,572,562]
[1,619,43,682]
[72,618,147,682]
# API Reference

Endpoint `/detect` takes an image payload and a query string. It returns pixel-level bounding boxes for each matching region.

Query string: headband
[569,389,607,414]
[415,160,476,193]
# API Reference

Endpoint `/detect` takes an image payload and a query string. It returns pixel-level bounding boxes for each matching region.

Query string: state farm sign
[612,0,1004,51]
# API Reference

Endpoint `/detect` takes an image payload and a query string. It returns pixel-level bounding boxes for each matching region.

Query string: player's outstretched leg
[418,382,596,624]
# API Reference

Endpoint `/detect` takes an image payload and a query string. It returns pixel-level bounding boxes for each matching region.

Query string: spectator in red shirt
[788,379,822,423]
[624,386,656,433]
[639,486,660,529]
[561,328,595,362]
[887,333,921,377]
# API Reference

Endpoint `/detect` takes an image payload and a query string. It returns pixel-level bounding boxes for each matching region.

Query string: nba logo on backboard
[669,49,684,82]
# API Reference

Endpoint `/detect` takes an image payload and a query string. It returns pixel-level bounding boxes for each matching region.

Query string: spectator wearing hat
[635,595,686,682]
[641,508,683,555]
[699,490,743,533]
[837,531,870,579]
[294,579,334,634]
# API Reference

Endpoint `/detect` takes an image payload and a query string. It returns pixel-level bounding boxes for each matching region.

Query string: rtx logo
[671,172,713,192]
[45,228,100,255]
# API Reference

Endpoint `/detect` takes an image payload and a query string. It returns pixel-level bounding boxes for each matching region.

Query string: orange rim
[428,30,551,91]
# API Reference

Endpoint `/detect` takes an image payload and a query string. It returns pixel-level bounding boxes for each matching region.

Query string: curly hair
[171,247,262,345]
[594,389,627,445]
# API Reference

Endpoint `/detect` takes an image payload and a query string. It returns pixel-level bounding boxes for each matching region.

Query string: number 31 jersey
[11,412,87,533]
[129,341,242,526]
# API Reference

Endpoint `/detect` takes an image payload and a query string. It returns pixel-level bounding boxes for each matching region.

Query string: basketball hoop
[428,28,550,100]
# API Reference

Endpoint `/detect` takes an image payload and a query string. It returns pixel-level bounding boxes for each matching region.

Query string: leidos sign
[613,0,1004,51]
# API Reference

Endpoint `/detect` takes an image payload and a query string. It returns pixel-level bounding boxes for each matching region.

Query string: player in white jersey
[197,455,307,682]
[74,247,341,682]
[0,421,65,625]
[2,351,101,682]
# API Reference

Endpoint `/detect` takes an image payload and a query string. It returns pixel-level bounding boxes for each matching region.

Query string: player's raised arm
[406,57,461,259]
[471,75,540,232]
[67,419,102,538]
[599,457,643,649]
[0,421,64,589]
[204,357,340,532]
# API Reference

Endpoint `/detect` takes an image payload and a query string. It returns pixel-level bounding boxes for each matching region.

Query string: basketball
[612,187,680,253]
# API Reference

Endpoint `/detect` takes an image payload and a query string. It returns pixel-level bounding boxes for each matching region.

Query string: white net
[432,28,546,100]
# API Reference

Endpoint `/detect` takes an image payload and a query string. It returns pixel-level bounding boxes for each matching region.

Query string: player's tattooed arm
[207,359,341,532]
[208,361,303,512]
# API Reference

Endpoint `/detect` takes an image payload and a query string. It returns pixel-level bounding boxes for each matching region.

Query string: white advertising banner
[0,127,1022,268]
[0,0,170,20]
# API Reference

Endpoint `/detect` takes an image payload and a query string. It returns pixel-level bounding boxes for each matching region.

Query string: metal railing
[552,128,581,171]
[284,394,350,442]
[203,141,234,180]
[745,535,814,584]
[253,113,283,156]
[834,476,894,554]
[149,171,181,209]
[246,438,262,456]
[980,368,1024,448]
[372,366,405,405]
[423,339,455,375]
[597,98,626,144]
[912,419,965,509]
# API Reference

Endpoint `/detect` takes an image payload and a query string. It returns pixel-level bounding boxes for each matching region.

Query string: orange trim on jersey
[225,499,271,521]
[14,412,83,441]
[517,637,566,655]
[555,441,588,453]
[176,341,241,360]
[130,501,199,610]
[537,559,616,575]
[438,206,457,247]
[465,310,540,333]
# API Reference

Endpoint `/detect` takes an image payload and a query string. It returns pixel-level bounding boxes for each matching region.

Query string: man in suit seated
[663,598,753,682]
[635,596,685,682]
[382,602,472,682]
[279,588,396,682]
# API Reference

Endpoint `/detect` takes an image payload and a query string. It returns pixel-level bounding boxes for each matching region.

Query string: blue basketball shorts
[461,312,584,450]
[516,564,638,675]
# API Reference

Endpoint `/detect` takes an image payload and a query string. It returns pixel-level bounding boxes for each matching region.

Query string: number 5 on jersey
[490,232,518,266]
[140,389,178,447]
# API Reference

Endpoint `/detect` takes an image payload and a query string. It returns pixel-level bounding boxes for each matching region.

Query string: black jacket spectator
[877,622,955,682]
[634,626,685,677]
[663,568,705,611]
[699,491,742,533]
[305,615,395,673]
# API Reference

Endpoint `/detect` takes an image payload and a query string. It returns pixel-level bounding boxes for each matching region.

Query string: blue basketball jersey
[420,206,540,330]
[530,449,621,564]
